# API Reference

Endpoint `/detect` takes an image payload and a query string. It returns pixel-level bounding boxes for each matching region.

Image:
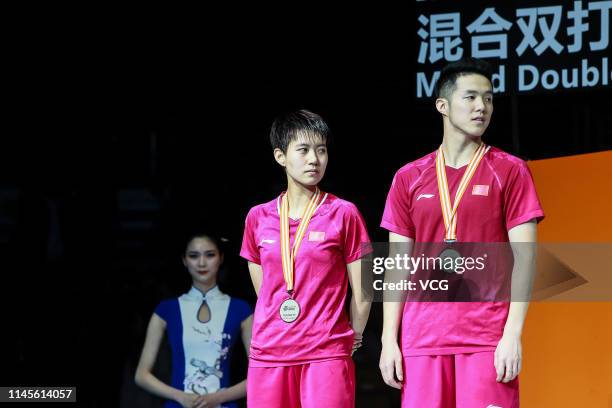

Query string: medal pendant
[439,246,462,274]
[279,298,300,323]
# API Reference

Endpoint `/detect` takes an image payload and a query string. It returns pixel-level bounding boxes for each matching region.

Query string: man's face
[275,132,328,187]
[443,74,494,138]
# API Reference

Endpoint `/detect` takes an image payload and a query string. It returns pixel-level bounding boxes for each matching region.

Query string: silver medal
[279,298,300,323]
[439,247,462,274]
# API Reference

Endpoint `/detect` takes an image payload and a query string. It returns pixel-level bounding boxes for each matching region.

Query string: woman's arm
[241,314,253,352]
[347,259,372,354]
[247,262,263,296]
[134,314,196,408]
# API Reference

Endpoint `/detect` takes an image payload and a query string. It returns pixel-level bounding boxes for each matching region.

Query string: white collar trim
[187,285,222,301]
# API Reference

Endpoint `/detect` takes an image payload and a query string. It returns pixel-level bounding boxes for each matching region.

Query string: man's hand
[379,338,404,389]
[494,332,522,383]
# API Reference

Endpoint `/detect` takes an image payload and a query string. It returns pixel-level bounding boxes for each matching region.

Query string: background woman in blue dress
[135,232,253,408]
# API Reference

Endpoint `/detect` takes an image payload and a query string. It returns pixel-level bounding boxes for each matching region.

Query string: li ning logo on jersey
[259,239,276,246]
[417,193,435,201]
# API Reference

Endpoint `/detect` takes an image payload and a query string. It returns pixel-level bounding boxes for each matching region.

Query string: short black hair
[269,109,331,153]
[436,58,494,99]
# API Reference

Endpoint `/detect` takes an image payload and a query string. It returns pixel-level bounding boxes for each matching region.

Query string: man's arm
[495,220,537,383]
[379,232,414,389]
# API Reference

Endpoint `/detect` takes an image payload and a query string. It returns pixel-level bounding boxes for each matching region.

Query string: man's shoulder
[488,146,528,166]
[391,151,437,190]
[485,146,529,183]
[395,151,436,177]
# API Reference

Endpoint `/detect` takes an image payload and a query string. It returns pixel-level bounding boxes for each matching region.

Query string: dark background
[1,5,611,407]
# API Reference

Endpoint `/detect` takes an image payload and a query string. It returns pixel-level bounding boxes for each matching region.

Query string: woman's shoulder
[154,297,180,321]
[320,193,362,217]
[246,197,279,218]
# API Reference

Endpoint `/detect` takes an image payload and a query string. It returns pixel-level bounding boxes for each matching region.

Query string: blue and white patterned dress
[154,286,252,408]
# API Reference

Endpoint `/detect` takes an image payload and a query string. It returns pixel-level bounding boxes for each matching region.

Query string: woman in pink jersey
[240,109,372,408]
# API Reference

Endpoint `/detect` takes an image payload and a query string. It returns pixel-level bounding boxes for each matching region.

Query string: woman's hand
[176,391,199,408]
[352,331,363,355]
[194,392,225,408]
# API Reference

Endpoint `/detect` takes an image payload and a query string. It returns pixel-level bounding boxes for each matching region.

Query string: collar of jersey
[275,191,329,221]
[186,285,223,301]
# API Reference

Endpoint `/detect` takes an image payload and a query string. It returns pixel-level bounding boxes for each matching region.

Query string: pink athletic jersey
[381,146,544,356]
[241,193,370,367]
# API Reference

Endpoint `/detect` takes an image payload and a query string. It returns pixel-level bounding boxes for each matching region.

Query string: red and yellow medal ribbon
[436,143,490,241]
[280,188,322,293]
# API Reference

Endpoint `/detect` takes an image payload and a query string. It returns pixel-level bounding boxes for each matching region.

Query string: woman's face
[182,237,223,287]
[275,132,328,188]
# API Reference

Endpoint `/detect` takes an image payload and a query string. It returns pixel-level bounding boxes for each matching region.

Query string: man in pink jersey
[240,110,371,407]
[379,58,544,407]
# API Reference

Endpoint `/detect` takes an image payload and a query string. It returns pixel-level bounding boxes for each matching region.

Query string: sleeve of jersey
[153,299,175,323]
[240,207,261,265]
[504,161,545,230]
[342,203,372,264]
[380,171,416,238]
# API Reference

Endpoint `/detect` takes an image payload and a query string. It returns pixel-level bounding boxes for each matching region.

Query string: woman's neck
[285,178,317,219]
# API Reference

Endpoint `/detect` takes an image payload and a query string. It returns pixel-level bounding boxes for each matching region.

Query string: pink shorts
[247,358,355,408]
[402,352,519,408]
